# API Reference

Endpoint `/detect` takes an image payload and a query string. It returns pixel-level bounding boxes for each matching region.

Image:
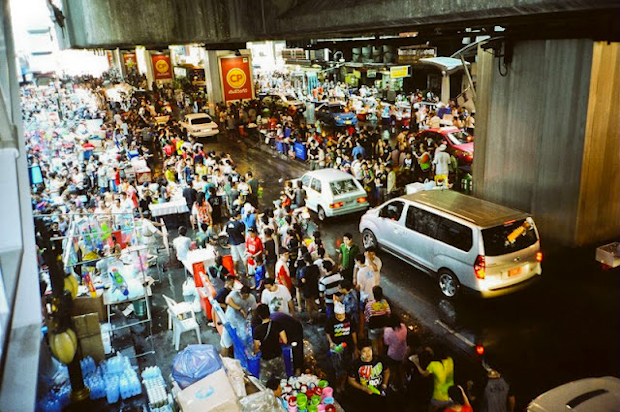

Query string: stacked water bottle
[141,366,173,412]
[101,353,142,403]
[80,356,106,400]
[36,383,71,412]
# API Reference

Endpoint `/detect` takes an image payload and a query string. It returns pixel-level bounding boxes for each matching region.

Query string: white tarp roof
[419,57,470,74]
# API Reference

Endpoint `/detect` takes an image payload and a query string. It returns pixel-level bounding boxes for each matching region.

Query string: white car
[297,169,369,221]
[180,113,219,138]
[263,93,305,111]
[527,376,620,412]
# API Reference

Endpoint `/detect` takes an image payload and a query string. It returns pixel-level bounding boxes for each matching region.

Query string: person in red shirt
[245,227,263,277]
[444,385,473,412]
[82,139,95,161]
[113,168,121,192]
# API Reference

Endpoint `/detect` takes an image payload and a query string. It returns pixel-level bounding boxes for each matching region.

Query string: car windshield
[482,217,538,256]
[191,117,212,125]
[329,179,358,195]
[446,131,471,145]
[284,95,296,101]
[329,105,346,113]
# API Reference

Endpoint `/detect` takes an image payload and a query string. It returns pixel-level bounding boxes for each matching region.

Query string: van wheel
[438,270,460,298]
[362,229,378,249]
[317,206,326,221]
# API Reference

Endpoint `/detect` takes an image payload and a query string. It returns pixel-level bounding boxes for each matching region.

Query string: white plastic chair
[162,294,202,351]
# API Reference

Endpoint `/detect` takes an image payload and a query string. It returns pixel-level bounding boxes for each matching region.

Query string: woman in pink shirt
[383,313,408,391]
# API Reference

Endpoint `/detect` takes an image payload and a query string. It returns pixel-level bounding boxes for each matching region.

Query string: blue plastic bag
[171,344,224,389]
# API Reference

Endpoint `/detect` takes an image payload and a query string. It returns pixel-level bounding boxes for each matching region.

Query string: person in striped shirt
[318,260,344,320]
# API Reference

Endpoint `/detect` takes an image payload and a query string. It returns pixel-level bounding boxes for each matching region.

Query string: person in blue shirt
[352,141,366,160]
[242,203,257,234]
[253,255,266,293]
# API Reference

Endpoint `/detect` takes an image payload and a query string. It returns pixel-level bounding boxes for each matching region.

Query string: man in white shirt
[432,144,451,184]
[261,278,295,316]
[172,225,192,262]
[353,253,380,303]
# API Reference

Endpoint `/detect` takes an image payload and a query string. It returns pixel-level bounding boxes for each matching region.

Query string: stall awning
[418,57,469,74]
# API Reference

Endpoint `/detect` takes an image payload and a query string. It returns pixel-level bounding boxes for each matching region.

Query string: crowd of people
[24,73,512,412]
[213,89,473,205]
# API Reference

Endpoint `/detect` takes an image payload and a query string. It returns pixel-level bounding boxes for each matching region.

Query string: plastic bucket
[133,299,146,317]
[247,353,261,378]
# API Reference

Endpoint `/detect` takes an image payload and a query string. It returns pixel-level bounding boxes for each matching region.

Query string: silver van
[359,190,543,298]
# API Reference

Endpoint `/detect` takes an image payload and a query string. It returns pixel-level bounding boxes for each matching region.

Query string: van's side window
[300,175,311,187]
[310,178,322,193]
[436,218,473,251]
[379,201,405,221]
[405,206,440,237]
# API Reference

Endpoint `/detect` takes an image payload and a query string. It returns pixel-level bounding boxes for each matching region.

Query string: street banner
[122,52,137,73]
[219,55,254,103]
[151,54,173,80]
[106,51,114,69]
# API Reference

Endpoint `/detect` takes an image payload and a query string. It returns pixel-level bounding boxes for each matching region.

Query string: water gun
[367,385,385,396]
[110,267,129,296]
[84,273,97,297]
[330,342,347,354]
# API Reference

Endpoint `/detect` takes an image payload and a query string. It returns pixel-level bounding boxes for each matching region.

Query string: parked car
[359,190,543,298]
[180,113,219,138]
[527,376,620,412]
[415,126,474,165]
[316,102,358,127]
[263,93,305,111]
[296,168,369,221]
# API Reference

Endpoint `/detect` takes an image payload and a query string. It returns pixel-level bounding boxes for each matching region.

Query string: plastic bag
[221,357,247,398]
[239,389,282,412]
[171,345,224,389]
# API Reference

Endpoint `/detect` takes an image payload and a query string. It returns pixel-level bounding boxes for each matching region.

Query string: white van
[359,190,543,298]
[297,169,369,221]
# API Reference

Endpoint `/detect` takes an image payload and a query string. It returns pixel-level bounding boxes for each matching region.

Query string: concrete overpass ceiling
[61,0,619,49]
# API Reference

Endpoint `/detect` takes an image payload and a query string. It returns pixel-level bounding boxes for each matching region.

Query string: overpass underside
[61,0,619,49]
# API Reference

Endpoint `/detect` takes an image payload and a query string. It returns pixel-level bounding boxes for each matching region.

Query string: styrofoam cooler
[177,369,241,412]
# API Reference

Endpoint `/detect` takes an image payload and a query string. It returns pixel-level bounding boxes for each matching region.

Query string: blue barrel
[281,344,294,377]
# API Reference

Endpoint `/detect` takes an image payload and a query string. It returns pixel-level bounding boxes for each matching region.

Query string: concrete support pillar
[113,48,123,80]
[441,72,450,103]
[473,38,620,247]
[203,49,224,109]
[135,46,153,90]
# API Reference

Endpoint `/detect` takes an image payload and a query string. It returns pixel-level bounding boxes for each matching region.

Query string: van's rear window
[482,218,538,256]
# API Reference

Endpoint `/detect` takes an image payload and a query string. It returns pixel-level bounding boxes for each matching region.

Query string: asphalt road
[200,132,619,409]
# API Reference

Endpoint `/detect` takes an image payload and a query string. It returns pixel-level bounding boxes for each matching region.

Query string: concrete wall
[474,38,619,247]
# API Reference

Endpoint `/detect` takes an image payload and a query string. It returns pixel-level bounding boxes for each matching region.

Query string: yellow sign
[390,65,410,79]
[226,68,247,88]
[155,59,169,73]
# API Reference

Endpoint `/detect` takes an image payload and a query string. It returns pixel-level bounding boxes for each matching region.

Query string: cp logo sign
[226,68,246,88]
[155,59,169,73]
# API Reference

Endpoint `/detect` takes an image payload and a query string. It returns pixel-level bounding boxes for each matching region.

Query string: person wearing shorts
[226,211,247,275]
[221,286,257,357]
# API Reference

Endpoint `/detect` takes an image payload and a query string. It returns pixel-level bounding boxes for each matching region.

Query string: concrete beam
[62,0,619,49]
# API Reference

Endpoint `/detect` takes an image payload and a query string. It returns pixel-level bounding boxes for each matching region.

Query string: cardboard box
[72,313,101,338]
[177,369,241,412]
[72,313,105,362]
[80,334,105,363]
[72,294,106,322]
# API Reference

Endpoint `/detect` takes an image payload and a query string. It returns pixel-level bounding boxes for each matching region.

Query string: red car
[415,126,474,165]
